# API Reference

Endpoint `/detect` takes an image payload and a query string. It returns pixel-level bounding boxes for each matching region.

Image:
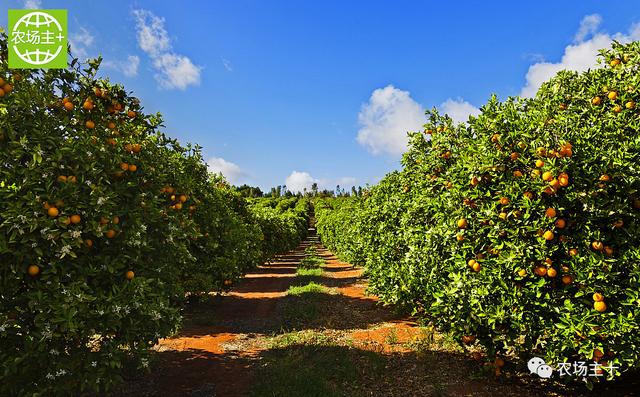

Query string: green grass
[249,342,383,397]
[286,281,327,296]
[296,267,323,277]
[299,245,326,269]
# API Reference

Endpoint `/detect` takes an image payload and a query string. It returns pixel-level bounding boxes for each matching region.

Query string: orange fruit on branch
[594,301,607,312]
[27,265,40,277]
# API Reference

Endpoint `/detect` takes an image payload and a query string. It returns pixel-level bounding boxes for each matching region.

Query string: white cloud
[103,55,140,77]
[153,53,201,89]
[69,27,94,61]
[285,171,317,193]
[520,15,640,97]
[207,157,246,184]
[132,9,202,90]
[23,0,41,9]
[439,98,481,124]
[335,177,357,187]
[284,171,357,193]
[357,85,425,156]
[222,57,233,72]
[574,14,602,42]
[132,9,170,57]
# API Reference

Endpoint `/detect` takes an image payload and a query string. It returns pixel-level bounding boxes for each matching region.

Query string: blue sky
[3,1,640,191]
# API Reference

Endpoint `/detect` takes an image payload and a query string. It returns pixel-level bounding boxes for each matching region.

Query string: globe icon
[12,11,64,66]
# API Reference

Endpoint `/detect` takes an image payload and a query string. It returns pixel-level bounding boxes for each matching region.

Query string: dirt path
[111,229,634,397]
[113,229,420,396]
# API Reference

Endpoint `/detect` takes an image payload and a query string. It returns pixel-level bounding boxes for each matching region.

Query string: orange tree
[316,41,640,382]
[0,32,308,395]
[249,196,311,262]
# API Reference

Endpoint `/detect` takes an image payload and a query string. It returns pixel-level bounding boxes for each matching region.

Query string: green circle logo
[8,9,68,69]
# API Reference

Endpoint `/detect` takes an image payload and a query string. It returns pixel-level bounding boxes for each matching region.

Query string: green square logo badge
[8,9,68,69]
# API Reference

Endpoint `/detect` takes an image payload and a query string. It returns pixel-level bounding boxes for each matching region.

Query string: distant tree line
[234,183,365,198]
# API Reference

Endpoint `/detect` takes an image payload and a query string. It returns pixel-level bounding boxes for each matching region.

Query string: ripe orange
[594,301,607,312]
[47,207,59,217]
[120,163,129,171]
[93,87,103,97]
[542,171,553,181]
[607,91,618,100]
[562,275,573,285]
[626,101,636,109]
[442,151,451,159]
[112,216,120,224]
[124,143,133,152]
[593,293,604,302]
[127,110,136,118]
[457,218,468,229]
[531,169,541,178]
[85,120,95,129]
[634,199,640,209]
[613,105,622,113]
[558,173,569,186]
[494,358,505,368]
[471,262,481,272]
[129,164,137,172]
[64,101,74,111]
[535,159,545,168]
[179,194,188,203]
[536,147,547,156]
[70,215,81,224]
[456,234,464,242]
[545,208,557,218]
[592,241,604,251]
[555,219,566,229]
[543,231,554,241]
[549,179,560,190]
[513,170,523,177]
[523,191,534,200]
[132,143,142,153]
[604,246,614,256]
[85,239,93,248]
[468,259,478,268]
[106,138,117,146]
[3,83,13,93]
[27,265,40,276]
[57,175,67,183]
[568,248,578,256]
[534,266,547,276]
[498,212,507,220]
[510,152,519,161]
[547,268,557,278]
[559,103,567,110]
[517,269,527,277]
[126,270,135,280]
[600,174,611,182]
[105,229,117,239]
[610,58,621,67]
[491,134,500,143]
[108,122,116,129]
[499,197,509,205]
[68,175,77,183]
[100,217,109,225]
[593,349,605,359]
[83,100,94,110]
[592,96,602,105]
[174,202,183,210]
